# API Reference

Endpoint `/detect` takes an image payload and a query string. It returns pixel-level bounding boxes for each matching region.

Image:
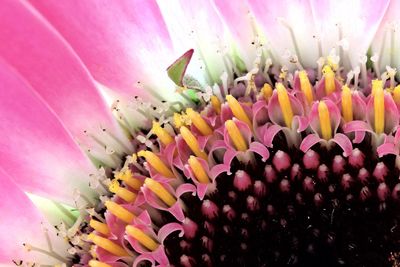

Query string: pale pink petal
[0,1,120,142]
[309,99,341,137]
[377,143,398,157]
[263,124,283,147]
[268,90,304,127]
[249,142,270,162]
[212,0,257,70]
[248,0,319,68]
[0,169,67,264]
[342,120,374,134]
[0,62,94,204]
[366,92,399,134]
[310,0,390,67]
[157,0,227,83]
[28,0,178,100]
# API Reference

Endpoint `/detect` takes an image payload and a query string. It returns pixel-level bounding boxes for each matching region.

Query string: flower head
[2,0,400,267]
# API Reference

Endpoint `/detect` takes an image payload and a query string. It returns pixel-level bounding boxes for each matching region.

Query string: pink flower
[2,0,400,266]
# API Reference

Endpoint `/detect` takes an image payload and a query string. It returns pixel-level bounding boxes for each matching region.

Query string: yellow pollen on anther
[115,169,142,190]
[126,225,159,251]
[180,126,208,160]
[276,83,294,128]
[210,95,221,114]
[186,108,213,135]
[261,83,273,101]
[188,156,209,184]
[137,150,175,178]
[322,65,336,95]
[318,101,332,140]
[109,180,136,203]
[298,71,313,104]
[88,260,112,267]
[226,95,253,128]
[341,85,353,122]
[393,85,400,104]
[374,82,385,134]
[105,201,135,224]
[152,121,174,146]
[144,178,176,207]
[87,234,129,257]
[225,120,248,152]
[89,219,110,236]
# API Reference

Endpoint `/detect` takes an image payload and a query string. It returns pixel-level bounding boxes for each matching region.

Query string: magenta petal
[377,143,398,157]
[0,62,95,203]
[264,124,283,147]
[0,169,66,264]
[249,142,270,162]
[300,134,322,152]
[0,1,120,141]
[29,0,175,99]
[268,91,304,127]
[309,99,340,137]
[331,133,353,157]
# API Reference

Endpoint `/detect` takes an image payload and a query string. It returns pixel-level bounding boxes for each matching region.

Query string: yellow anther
[144,178,176,207]
[115,169,142,190]
[341,85,353,122]
[393,85,400,104]
[89,219,110,236]
[88,260,112,267]
[318,101,332,140]
[225,120,248,151]
[210,95,221,114]
[137,150,174,178]
[261,83,273,101]
[109,180,136,203]
[126,225,159,251]
[87,234,129,257]
[374,82,385,134]
[188,156,210,184]
[298,71,313,104]
[372,79,383,96]
[152,121,174,146]
[276,83,294,128]
[226,95,253,129]
[322,65,336,95]
[327,56,338,71]
[180,126,208,160]
[173,113,184,128]
[186,108,213,135]
[105,201,135,224]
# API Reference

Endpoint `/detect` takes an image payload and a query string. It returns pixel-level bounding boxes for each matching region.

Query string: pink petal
[0,62,95,204]
[29,0,177,100]
[248,0,319,68]
[249,142,270,162]
[309,99,341,137]
[300,134,322,152]
[377,142,398,157]
[310,0,390,67]
[366,91,399,134]
[263,124,283,147]
[0,1,121,142]
[331,133,353,157]
[268,90,304,128]
[0,169,66,264]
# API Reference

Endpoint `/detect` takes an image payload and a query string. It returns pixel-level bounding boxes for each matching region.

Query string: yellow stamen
[372,79,383,96]
[109,180,136,203]
[276,83,294,128]
[374,82,385,134]
[152,121,174,146]
[115,169,142,190]
[261,83,273,101]
[126,225,159,251]
[87,234,129,257]
[322,65,336,95]
[341,85,353,122]
[298,71,313,104]
[188,156,209,184]
[186,108,213,135]
[105,201,135,224]
[137,150,174,178]
[226,95,253,128]
[393,85,400,104]
[318,101,332,140]
[210,95,221,114]
[89,219,110,236]
[144,178,176,207]
[180,126,208,160]
[225,120,248,151]
[89,260,112,267]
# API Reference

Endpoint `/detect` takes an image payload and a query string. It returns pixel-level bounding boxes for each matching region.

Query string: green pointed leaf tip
[167,49,194,87]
